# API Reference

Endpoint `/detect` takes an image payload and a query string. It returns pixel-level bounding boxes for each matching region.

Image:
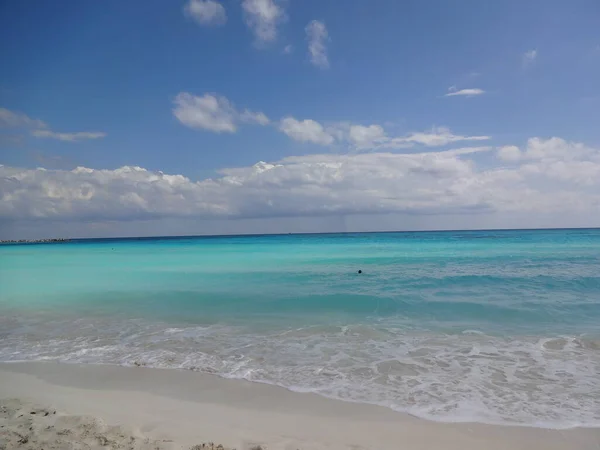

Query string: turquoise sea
[1,229,599,428]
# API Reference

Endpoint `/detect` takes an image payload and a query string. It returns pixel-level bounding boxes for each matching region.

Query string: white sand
[0,362,598,450]
[0,397,185,450]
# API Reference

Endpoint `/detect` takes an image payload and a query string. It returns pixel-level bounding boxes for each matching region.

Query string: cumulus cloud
[242,0,285,45]
[173,93,236,133]
[0,107,48,129]
[497,138,595,164]
[2,137,599,223]
[445,88,485,97]
[324,123,389,149]
[517,138,600,186]
[305,20,329,69]
[183,0,227,26]
[497,145,522,162]
[279,117,334,145]
[496,138,600,186]
[523,137,593,161]
[31,130,107,142]
[347,124,387,149]
[173,92,269,133]
[170,93,488,149]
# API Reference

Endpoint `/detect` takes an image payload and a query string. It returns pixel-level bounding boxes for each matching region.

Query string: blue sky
[1,0,600,238]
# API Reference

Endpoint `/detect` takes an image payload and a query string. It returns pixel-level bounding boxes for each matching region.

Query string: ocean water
[1,229,599,428]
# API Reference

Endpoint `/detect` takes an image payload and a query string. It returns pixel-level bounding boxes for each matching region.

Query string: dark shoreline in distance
[0,238,70,244]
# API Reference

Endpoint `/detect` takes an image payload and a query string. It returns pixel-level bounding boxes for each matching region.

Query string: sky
[1,0,600,239]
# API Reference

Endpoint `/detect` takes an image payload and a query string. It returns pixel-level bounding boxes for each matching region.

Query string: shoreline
[0,238,70,244]
[1,362,598,450]
[1,358,596,431]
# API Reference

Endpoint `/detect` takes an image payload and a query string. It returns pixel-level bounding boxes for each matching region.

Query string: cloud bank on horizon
[2,137,599,225]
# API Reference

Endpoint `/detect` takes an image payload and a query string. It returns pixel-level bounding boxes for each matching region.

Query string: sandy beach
[0,362,598,450]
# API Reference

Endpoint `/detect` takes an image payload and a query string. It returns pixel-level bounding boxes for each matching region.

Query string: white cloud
[523,49,538,67]
[436,146,492,157]
[31,130,106,142]
[242,0,285,45]
[283,44,293,54]
[498,138,594,164]
[347,124,387,149]
[0,107,48,129]
[3,137,600,223]
[171,93,488,149]
[327,123,388,149]
[445,88,485,97]
[183,0,227,26]
[305,20,329,69]
[497,145,522,162]
[173,93,236,133]
[522,137,592,161]
[388,127,490,148]
[1,107,106,143]
[517,138,600,186]
[279,117,334,145]
[240,109,270,125]
[277,117,489,150]
[173,92,269,133]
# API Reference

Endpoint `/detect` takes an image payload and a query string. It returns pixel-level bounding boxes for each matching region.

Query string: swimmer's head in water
[358,270,362,274]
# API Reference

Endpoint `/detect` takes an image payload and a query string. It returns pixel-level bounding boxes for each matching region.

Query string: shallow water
[1,229,599,428]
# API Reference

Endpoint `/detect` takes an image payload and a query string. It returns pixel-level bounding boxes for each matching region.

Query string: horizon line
[2,226,599,245]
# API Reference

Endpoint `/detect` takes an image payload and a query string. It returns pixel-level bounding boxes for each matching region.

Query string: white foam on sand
[1,362,599,450]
